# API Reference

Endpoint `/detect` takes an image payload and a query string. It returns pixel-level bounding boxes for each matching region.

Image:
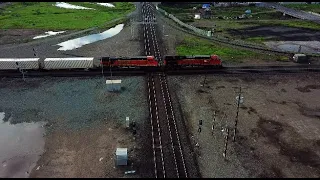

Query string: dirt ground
[29,120,137,178]
[0,29,47,45]
[168,73,320,178]
[227,25,320,41]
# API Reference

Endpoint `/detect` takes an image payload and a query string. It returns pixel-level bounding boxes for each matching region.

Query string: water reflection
[55,2,94,10]
[97,3,115,8]
[0,112,45,178]
[56,24,124,51]
[33,31,66,40]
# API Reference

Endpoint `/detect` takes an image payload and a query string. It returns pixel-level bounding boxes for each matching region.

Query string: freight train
[0,55,223,72]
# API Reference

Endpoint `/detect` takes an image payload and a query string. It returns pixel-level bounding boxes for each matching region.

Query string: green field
[0,2,135,30]
[284,3,320,14]
[176,36,289,63]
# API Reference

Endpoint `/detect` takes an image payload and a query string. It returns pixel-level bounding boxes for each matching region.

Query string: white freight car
[0,58,40,70]
[44,57,94,69]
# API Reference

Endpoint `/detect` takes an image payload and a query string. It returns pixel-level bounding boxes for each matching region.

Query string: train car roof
[193,55,211,57]
[45,57,94,61]
[0,58,39,61]
[101,56,154,60]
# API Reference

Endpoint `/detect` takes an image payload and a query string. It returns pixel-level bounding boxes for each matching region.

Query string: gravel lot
[167,73,320,178]
[0,76,148,178]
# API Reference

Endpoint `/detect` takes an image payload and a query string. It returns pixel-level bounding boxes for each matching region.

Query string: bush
[21,2,38,6]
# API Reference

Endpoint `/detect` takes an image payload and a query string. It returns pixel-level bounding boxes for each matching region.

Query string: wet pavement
[264,41,320,54]
[0,112,45,178]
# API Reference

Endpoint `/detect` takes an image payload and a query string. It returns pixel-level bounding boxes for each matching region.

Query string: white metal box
[0,58,39,70]
[116,148,128,166]
[106,79,122,92]
[44,57,94,69]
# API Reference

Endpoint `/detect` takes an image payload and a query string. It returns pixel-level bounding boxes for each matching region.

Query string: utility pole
[212,111,216,135]
[201,74,207,87]
[101,58,105,79]
[131,19,135,40]
[32,48,37,57]
[16,62,25,81]
[223,127,229,160]
[233,86,242,142]
[298,45,302,53]
[109,58,113,79]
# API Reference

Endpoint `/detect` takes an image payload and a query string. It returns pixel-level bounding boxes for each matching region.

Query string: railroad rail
[142,2,188,178]
[1,65,320,78]
[1,64,320,78]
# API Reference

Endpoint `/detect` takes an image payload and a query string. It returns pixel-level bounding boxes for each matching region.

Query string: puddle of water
[56,24,124,51]
[0,112,45,178]
[33,31,66,40]
[97,3,115,8]
[55,2,94,10]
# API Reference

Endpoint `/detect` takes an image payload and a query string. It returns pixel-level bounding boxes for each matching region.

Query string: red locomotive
[100,56,159,69]
[163,55,222,69]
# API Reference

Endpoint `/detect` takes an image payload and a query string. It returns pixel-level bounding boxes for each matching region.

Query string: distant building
[202,4,210,9]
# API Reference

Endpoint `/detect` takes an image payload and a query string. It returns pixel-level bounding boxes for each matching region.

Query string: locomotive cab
[210,54,222,67]
[147,56,155,61]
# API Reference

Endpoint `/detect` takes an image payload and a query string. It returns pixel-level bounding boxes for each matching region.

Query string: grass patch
[270,20,320,30]
[211,6,275,19]
[283,4,320,14]
[0,2,135,30]
[176,36,289,63]
[246,36,266,44]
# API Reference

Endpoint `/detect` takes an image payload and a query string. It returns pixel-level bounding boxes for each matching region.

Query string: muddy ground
[0,29,49,45]
[0,76,148,178]
[227,25,320,41]
[167,73,320,178]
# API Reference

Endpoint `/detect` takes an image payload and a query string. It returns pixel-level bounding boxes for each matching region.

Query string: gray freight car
[43,57,95,69]
[0,58,40,70]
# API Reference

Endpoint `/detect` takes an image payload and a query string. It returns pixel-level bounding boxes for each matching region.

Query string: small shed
[194,13,201,19]
[126,117,130,128]
[202,4,210,9]
[293,54,308,63]
[106,79,122,92]
[245,9,252,14]
[116,148,128,166]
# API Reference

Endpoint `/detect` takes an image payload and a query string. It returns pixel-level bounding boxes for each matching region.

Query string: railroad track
[141,2,188,178]
[1,64,320,78]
